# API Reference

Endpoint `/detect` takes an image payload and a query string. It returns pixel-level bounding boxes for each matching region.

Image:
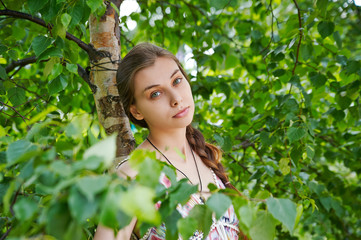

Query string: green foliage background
[1,0,361,239]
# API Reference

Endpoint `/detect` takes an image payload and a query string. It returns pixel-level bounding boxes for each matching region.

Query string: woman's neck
[147,127,188,159]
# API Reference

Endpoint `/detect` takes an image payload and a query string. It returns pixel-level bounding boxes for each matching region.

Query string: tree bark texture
[89,0,135,160]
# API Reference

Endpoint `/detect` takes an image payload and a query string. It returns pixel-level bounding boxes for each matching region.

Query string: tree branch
[5,56,37,73]
[77,64,97,93]
[4,55,95,93]
[0,9,103,60]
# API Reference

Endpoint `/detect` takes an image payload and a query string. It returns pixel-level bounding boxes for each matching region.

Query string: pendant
[199,194,205,203]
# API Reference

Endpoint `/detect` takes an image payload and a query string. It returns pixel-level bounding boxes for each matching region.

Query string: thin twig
[0,101,28,125]
[0,0,6,9]
[261,0,274,55]
[299,61,318,71]
[119,31,134,47]
[0,226,12,240]
[292,0,303,76]
[7,79,49,103]
[316,40,337,55]
[227,153,251,174]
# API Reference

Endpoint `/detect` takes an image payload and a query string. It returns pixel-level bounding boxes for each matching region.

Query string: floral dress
[139,170,239,240]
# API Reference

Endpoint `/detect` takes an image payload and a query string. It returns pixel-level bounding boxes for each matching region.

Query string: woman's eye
[150,91,161,98]
[173,78,182,86]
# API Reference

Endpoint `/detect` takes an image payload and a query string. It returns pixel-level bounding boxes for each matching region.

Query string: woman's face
[130,57,194,132]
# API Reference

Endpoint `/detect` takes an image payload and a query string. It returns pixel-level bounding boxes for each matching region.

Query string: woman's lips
[173,107,190,118]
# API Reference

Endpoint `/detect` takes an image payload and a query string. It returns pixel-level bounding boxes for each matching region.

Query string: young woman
[94,43,241,240]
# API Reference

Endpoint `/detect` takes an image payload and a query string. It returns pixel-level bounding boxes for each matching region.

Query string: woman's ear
[130,105,144,120]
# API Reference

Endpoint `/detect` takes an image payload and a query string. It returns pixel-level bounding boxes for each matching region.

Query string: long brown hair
[116,42,235,190]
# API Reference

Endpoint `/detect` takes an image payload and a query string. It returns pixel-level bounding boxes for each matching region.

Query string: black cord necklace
[146,137,203,194]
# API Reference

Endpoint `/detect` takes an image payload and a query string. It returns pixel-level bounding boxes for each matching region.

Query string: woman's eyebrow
[170,69,180,79]
[143,69,180,93]
[143,84,159,93]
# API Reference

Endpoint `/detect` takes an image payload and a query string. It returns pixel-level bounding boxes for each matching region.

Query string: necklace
[146,137,203,194]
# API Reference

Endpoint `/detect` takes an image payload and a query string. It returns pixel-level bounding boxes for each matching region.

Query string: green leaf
[287,127,306,143]
[64,221,84,240]
[11,25,26,41]
[0,44,8,55]
[333,31,342,49]
[48,74,68,94]
[316,0,328,17]
[99,189,131,229]
[49,63,63,79]
[68,186,98,223]
[66,63,78,74]
[76,175,111,201]
[317,21,335,39]
[309,72,327,88]
[44,57,58,78]
[290,144,303,163]
[249,210,276,240]
[28,0,48,14]
[188,205,213,236]
[178,216,198,240]
[13,198,38,221]
[320,196,332,212]
[83,135,116,169]
[209,0,234,10]
[273,69,286,77]
[266,198,297,233]
[136,157,163,188]
[86,0,104,13]
[119,185,161,224]
[8,49,18,60]
[330,108,345,121]
[169,180,198,208]
[260,131,273,146]
[32,36,53,56]
[6,139,39,166]
[37,47,63,61]
[214,133,224,146]
[238,203,256,228]
[295,204,303,228]
[7,87,25,106]
[65,114,91,139]
[206,193,232,219]
[165,210,182,240]
[0,65,7,80]
[306,144,315,159]
[336,95,352,110]
[301,44,313,61]
[61,13,72,27]
[279,158,290,175]
[344,60,360,75]
[46,203,71,239]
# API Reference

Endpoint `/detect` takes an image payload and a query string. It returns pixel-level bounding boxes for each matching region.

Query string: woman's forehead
[133,57,180,87]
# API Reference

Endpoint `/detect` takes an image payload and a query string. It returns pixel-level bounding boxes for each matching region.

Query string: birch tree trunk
[89,0,135,162]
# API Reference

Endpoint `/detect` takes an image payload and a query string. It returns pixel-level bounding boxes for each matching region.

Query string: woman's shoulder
[115,159,138,179]
[115,140,155,179]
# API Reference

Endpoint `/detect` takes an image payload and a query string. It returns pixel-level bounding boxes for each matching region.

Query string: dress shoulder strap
[115,157,130,169]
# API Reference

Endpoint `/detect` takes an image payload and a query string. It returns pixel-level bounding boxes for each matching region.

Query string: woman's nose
[170,90,182,107]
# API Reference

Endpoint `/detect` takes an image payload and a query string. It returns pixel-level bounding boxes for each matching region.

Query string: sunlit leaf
[266,198,297,233]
